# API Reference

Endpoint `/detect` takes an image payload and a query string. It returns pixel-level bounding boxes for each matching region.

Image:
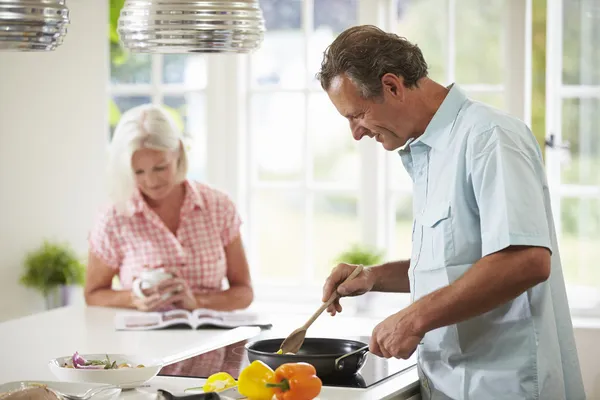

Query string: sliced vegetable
[266,362,322,400]
[238,360,276,400]
[185,372,237,393]
[65,352,143,369]
[72,352,87,368]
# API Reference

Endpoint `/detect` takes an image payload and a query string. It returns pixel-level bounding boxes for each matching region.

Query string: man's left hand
[370,308,424,359]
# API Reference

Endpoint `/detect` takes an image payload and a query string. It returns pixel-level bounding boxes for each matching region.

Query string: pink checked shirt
[88,180,242,292]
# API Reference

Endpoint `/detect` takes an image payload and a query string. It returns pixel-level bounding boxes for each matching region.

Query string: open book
[114,308,272,331]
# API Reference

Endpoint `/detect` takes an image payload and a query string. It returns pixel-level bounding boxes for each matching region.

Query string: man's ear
[381,73,405,99]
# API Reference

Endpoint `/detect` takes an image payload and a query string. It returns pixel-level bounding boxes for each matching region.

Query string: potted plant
[335,244,385,313]
[20,240,86,310]
[335,243,385,267]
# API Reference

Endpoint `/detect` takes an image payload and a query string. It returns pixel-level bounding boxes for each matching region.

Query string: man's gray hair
[316,25,429,99]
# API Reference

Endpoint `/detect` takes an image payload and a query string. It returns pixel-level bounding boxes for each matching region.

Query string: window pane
[251,0,304,89]
[110,96,152,139]
[253,190,305,280]
[250,93,305,181]
[455,0,505,85]
[391,194,413,260]
[163,54,207,88]
[467,91,505,111]
[309,0,358,87]
[110,53,152,84]
[561,98,600,186]
[560,197,600,287]
[313,193,360,280]
[163,93,206,181]
[308,93,358,186]
[395,0,448,83]
[562,0,600,85]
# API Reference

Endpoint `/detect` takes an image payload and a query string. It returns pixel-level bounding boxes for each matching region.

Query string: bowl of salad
[48,352,163,388]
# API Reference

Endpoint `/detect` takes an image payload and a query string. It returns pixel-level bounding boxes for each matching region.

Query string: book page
[191,308,221,320]
[162,309,193,323]
[190,308,272,329]
[116,312,163,330]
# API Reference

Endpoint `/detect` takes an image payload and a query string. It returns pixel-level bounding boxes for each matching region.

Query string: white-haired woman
[84,104,253,312]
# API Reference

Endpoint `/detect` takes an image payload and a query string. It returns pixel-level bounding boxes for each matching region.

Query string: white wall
[0,0,108,321]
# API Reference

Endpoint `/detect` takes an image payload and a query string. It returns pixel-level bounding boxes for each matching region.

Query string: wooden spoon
[278,264,365,355]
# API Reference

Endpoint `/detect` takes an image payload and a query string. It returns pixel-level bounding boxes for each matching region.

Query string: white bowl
[48,354,163,388]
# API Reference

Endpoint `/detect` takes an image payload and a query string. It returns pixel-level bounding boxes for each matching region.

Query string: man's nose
[351,124,369,141]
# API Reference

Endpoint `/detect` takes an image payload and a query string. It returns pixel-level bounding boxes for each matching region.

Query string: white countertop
[0,305,419,400]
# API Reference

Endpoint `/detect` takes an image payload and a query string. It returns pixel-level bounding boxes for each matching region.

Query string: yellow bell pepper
[184,372,236,393]
[238,360,276,400]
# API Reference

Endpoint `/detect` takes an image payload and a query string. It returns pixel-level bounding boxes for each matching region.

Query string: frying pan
[245,338,370,378]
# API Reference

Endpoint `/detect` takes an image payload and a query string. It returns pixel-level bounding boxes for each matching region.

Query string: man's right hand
[322,263,377,316]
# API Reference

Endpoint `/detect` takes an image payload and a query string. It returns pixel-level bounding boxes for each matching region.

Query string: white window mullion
[505,0,532,125]
[447,0,456,84]
[303,0,315,283]
[151,54,163,103]
[545,0,564,236]
[560,86,600,98]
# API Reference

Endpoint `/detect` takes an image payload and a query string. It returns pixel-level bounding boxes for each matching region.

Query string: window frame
[545,0,600,317]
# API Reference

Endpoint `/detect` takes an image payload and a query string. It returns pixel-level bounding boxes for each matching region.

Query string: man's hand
[322,263,376,316]
[370,307,423,359]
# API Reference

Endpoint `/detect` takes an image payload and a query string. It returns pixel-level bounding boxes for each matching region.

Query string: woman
[85,104,253,312]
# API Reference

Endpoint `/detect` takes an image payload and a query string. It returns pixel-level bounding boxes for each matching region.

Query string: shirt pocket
[418,202,455,270]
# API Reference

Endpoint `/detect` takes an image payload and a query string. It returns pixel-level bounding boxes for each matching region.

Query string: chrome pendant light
[0,0,69,51]
[118,0,265,54]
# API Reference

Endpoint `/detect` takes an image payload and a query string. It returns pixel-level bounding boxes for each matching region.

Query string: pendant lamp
[0,0,69,51]
[118,0,265,54]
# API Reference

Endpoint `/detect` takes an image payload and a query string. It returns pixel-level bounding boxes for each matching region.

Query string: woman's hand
[130,290,176,312]
[156,272,198,311]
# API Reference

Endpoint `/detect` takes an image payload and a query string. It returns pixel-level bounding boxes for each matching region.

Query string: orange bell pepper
[266,362,322,400]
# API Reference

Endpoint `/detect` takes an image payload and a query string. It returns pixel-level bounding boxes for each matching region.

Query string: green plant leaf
[109,98,122,128]
[335,243,385,266]
[19,240,86,295]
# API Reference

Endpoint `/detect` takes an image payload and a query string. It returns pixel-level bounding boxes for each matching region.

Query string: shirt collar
[126,179,204,215]
[403,83,468,152]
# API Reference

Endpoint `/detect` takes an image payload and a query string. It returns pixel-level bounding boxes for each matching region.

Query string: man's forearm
[410,247,550,336]
[370,260,411,293]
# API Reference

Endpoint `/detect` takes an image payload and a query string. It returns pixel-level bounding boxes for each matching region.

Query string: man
[318,25,585,400]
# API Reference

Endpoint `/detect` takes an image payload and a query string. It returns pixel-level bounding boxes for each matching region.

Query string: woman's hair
[107,104,189,213]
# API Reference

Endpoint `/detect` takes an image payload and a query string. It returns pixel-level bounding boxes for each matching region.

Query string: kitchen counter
[0,306,420,399]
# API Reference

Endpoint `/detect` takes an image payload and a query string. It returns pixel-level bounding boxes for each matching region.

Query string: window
[245,0,361,291]
[109,50,208,181]
[241,0,528,312]
[545,0,600,312]
[106,0,533,313]
[386,0,509,263]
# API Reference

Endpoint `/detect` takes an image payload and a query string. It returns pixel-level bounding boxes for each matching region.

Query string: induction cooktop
[158,334,417,389]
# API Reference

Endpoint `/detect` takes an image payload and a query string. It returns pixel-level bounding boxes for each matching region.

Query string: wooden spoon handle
[303,265,365,328]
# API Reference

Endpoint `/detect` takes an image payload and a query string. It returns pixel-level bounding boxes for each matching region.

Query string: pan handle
[334,345,370,370]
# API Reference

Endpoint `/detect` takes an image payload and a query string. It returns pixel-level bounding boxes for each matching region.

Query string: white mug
[131,268,173,299]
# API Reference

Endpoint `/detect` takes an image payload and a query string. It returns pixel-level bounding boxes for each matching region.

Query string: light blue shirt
[400,84,586,399]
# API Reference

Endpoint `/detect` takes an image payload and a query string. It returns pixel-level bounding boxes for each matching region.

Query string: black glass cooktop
[158,334,416,388]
